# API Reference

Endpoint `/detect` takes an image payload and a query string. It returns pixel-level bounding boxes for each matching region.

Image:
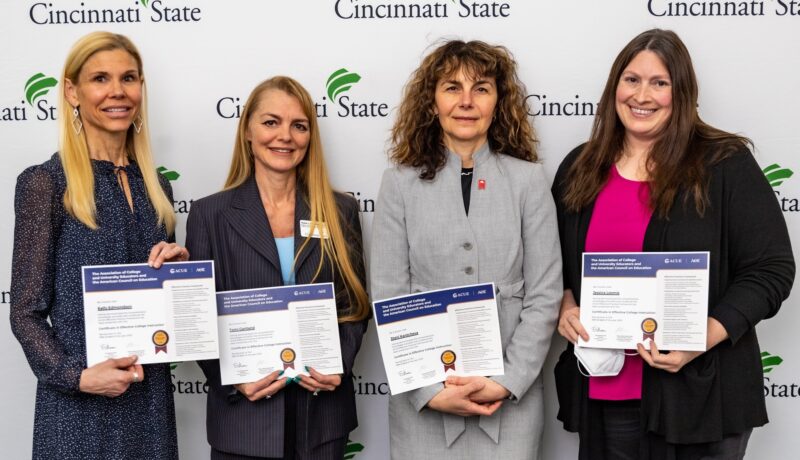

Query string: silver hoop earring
[132,114,143,134]
[71,106,83,135]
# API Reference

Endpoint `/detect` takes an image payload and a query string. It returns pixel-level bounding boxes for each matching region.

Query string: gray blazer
[370,143,562,459]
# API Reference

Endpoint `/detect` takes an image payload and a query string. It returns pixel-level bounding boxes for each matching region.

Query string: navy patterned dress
[10,153,178,460]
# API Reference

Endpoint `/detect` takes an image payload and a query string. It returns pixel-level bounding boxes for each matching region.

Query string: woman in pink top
[552,29,794,460]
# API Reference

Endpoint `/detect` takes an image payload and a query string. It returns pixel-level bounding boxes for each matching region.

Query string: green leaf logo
[157,166,181,181]
[140,0,150,7]
[326,68,361,102]
[763,164,794,187]
[170,363,179,371]
[762,351,783,374]
[24,73,58,106]
[343,438,364,459]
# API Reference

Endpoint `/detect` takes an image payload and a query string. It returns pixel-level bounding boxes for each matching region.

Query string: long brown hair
[562,29,749,217]
[390,40,537,179]
[224,76,369,323]
[59,31,175,233]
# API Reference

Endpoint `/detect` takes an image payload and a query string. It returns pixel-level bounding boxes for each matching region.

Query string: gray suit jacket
[370,144,562,459]
[186,177,367,457]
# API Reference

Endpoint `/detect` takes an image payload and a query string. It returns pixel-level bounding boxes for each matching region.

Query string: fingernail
[285,378,294,386]
[304,366,309,372]
[278,370,284,376]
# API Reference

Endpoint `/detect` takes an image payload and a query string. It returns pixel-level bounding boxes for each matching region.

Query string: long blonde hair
[225,76,369,323]
[58,31,175,234]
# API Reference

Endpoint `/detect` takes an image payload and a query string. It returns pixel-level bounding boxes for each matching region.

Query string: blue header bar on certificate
[583,252,709,278]
[216,283,334,316]
[82,261,214,292]
[373,283,495,326]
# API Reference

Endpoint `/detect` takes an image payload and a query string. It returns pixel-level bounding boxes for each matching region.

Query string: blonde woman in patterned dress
[10,31,186,460]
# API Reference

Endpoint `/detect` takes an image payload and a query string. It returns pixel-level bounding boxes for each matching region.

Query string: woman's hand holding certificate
[82,261,219,366]
[216,283,343,386]
[372,283,505,395]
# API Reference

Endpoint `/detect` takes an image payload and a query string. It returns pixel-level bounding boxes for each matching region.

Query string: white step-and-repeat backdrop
[1,1,797,458]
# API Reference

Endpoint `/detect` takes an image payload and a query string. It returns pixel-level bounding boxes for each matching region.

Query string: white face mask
[574,345,625,377]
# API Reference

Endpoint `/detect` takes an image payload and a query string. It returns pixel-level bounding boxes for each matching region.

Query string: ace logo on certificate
[82,261,219,366]
[372,283,505,395]
[216,283,343,385]
[579,252,710,351]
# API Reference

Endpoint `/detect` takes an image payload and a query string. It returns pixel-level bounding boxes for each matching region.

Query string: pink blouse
[585,165,653,400]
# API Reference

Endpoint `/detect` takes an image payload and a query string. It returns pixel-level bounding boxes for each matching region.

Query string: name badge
[300,220,329,239]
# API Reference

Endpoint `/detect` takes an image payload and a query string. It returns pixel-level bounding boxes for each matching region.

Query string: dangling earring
[71,106,83,135]
[132,114,144,134]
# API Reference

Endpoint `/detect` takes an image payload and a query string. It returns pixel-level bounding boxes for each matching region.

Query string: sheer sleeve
[9,165,84,394]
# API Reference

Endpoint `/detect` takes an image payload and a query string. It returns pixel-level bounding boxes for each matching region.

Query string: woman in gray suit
[371,40,562,459]
[186,76,370,459]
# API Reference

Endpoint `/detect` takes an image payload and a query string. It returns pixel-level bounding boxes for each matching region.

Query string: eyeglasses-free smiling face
[65,49,143,138]
[615,50,673,147]
[434,67,498,153]
[246,89,311,176]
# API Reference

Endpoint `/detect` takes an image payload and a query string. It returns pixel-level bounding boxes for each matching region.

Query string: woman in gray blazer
[371,40,562,459]
[186,76,370,459]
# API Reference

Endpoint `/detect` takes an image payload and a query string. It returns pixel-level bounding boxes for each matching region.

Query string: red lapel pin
[478,179,486,190]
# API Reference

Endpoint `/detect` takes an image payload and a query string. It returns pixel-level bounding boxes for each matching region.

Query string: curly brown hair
[390,40,538,180]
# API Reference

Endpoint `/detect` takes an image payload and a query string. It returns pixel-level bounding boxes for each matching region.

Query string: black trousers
[581,399,752,460]
[210,386,348,460]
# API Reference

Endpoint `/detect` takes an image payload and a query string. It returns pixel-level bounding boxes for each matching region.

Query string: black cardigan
[552,143,795,445]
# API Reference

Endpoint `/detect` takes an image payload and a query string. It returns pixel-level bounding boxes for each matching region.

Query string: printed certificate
[372,283,504,395]
[216,283,343,385]
[82,261,218,366]
[579,252,710,351]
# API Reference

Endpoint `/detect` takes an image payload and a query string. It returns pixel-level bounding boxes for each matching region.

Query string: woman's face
[65,49,142,138]
[246,89,310,177]
[434,67,498,151]
[615,50,673,146]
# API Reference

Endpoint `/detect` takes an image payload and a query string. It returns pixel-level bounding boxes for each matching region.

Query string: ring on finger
[313,389,319,396]
[265,394,271,400]
[132,371,140,383]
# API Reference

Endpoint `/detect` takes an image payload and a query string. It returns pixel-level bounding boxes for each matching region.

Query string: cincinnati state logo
[29,0,202,25]
[647,0,800,17]
[764,164,794,188]
[326,68,361,102]
[215,68,389,120]
[2,72,58,122]
[316,68,389,118]
[157,166,181,181]
[765,163,799,213]
[344,438,365,459]
[334,0,512,19]
[762,351,783,374]
[763,351,800,398]
[25,73,58,106]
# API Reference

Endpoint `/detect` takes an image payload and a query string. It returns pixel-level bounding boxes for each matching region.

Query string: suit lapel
[293,185,321,282]
[223,177,281,272]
